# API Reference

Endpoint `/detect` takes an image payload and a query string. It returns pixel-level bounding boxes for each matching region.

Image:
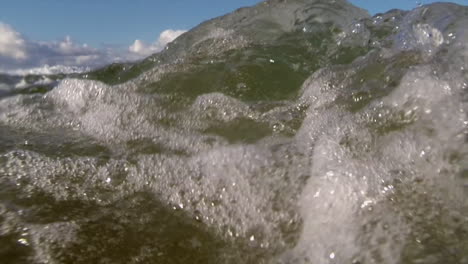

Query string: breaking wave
[0,1,467,263]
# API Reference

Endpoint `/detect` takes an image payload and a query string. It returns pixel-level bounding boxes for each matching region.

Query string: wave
[0,0,467,263]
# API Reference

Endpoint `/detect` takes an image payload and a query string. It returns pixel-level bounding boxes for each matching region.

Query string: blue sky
[0,0,262,47]
[0,0,466,47]
[0,0,467,72]
[351,0,468,15]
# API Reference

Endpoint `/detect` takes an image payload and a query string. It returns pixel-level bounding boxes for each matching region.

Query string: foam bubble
[287,59,467,263]
[1,2,467,263]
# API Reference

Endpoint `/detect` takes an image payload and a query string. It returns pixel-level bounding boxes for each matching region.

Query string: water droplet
[330,252,335,259]
[313,190,320,198]
[18,238,29,246]
[361,200,373,208]
[272,123,284,132]
[194,210,202,222]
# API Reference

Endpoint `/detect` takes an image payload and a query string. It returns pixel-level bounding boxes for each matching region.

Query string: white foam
[14,76,55,89]
[191,93,252,122]
[1,5,467,261]
[1,65,89,76]
[125,145,289,242]
[287,59,468,262]
[27,222,80,264]
[413,23,444,48]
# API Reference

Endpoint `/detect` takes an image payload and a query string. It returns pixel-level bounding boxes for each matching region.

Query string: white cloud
[0,23,28,60]
[0,23,107,72]
[129,29,186,56]
[52,35,97,55]
[129,39,147,54]
[158,29,187,47]
[0,22,187,73]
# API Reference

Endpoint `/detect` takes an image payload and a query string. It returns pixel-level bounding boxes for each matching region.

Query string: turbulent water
[1,0,467,263]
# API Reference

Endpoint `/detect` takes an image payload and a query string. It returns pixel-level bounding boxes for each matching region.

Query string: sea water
[0,1,467,263]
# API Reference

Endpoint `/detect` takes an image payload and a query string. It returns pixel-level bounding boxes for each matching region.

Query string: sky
[0,0,467,72]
